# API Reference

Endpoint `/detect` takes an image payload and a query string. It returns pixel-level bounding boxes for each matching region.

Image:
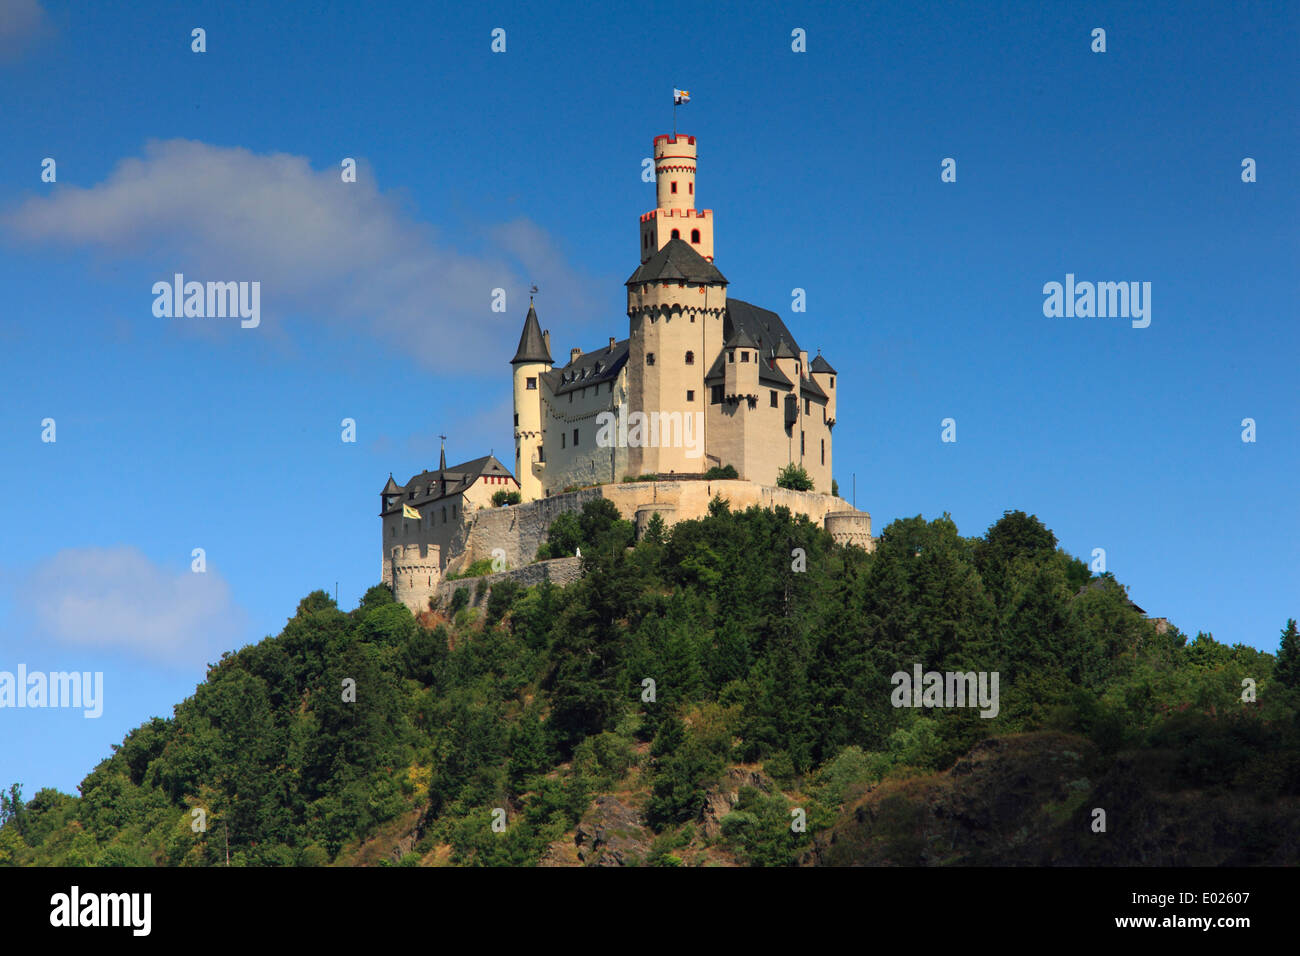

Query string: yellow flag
[403,504,420,519]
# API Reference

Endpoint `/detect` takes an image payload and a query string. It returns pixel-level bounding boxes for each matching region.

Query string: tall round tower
[627,132,728,477]
[511,298,552,502]
[639,134,714,264]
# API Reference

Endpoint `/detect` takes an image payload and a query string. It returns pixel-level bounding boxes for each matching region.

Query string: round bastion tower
[511,298,553,503]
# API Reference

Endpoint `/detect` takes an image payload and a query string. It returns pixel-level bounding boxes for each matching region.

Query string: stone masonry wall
[448,478,871,576]
[433,556,584,611]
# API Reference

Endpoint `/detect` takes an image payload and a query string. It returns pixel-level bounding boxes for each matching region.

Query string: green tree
[1275,619,1300,690]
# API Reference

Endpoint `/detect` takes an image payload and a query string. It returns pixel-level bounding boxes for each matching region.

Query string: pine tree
[1275,619,1300,690]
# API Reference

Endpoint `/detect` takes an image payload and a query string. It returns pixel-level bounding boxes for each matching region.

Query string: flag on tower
[674,89,690,105]
[403,504,420,520]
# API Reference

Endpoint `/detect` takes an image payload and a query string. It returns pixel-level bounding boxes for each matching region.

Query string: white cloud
[0,0,52,61]
[3,139,600,371]
[15,547,247,666]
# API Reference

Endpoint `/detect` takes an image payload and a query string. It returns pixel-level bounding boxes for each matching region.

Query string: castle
[380,130,867,612]
[511,131,838,499]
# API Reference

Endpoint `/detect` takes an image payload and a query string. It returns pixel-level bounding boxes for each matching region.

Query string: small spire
[439,435,447,471]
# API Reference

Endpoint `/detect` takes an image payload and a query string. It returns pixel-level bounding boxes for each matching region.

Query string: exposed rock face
[701,767,773,838]
[542,796,651,867]
[802,732,1300,866]
[803,733,1098,866]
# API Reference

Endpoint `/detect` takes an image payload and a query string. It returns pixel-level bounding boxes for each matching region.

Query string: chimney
[543,330,551,354]
[570,347,582,364]
[608,336,616,351]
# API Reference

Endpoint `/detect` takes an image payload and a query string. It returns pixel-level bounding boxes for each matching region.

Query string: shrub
[447,558,495,580]
[776,463,813,491]
[492,489,521,506]
[704,465,739,480]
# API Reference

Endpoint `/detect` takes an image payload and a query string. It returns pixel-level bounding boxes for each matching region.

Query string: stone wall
[449,478,871,576]
[433,556,584,611]
[393,477,873,613]
[447,486,606,574]
[824,511,873,550]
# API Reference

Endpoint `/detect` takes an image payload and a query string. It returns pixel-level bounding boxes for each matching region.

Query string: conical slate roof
[725,328,759,350]
[625,237,727,286]
[810,353,837,374]
[511,301,553,365]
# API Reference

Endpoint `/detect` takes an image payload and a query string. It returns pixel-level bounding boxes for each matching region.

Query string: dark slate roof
[511,302,553,365]
[625,238,728,286]
[382,474,401,494]
[384,455,516,512]
[541,338,630,396]
[774,340,797,359]
[724,298,802,360]
[703,348,794,388]
[810,353,836,374]
[699,297,801,388]
[724,328,758,350]
[801,377,829,402]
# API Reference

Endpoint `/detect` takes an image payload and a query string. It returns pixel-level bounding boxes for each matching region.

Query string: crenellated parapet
[389,542,442,613]
[823,511,873,550]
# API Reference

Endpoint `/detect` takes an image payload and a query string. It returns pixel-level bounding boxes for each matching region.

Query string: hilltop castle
[511,132,838,499]
[380,130,865,612]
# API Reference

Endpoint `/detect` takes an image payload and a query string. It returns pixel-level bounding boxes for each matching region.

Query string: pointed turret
[380,473,402,516]
[511,297,551,502]
[511,300,553,365]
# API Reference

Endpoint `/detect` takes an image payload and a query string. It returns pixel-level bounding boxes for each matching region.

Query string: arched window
[671,229,680,239]
[691,228,700,244]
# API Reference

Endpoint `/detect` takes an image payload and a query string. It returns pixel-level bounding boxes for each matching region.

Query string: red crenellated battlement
[641,209,713,221]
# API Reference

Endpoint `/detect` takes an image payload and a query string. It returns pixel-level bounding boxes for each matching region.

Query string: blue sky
[0,0,1295,794]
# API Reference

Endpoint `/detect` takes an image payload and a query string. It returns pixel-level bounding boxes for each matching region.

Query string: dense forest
[2,500,1297,866]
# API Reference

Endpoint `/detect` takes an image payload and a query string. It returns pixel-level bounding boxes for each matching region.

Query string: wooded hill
[3,501,1297,866]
